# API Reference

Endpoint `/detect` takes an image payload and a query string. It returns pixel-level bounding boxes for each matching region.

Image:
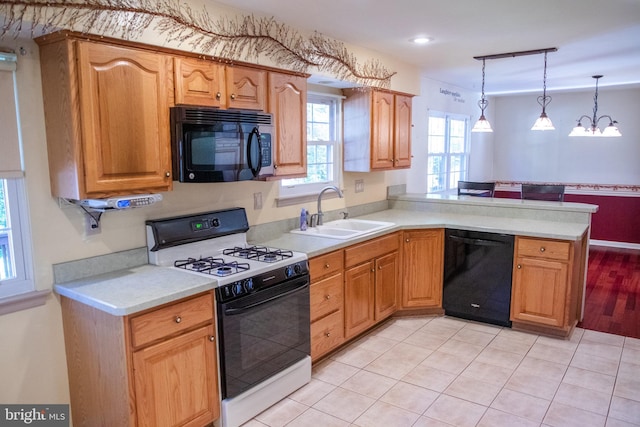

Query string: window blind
[0,52,23,178]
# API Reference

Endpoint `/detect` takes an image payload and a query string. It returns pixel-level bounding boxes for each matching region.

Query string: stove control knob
[232,282,244,296]
[245,278,254,292]
[294,263,302,274]
[285,265,294,278]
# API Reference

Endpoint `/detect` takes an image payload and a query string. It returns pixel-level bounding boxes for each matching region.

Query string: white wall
[492,86,640,184]
[402,77,488,193]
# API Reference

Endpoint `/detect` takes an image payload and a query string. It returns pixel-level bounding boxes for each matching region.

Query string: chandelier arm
[596,115,617,125]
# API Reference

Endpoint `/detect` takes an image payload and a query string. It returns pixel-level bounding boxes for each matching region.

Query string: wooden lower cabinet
[401,229,444,309]
[60,292,220,427]
[309,250,345,360]
[344,233,400,340]
[511,236,585,337]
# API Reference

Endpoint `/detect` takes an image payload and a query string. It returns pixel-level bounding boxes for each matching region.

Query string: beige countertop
[54,198,594,316]
[259,208,590,258]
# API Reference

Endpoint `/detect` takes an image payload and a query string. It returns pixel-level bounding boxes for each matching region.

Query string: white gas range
[146,208,311,427]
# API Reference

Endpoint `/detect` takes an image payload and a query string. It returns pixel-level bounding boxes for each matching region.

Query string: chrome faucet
[316,185,344,226]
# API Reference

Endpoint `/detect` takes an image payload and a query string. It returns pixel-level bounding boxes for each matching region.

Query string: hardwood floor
[578,245,640,339]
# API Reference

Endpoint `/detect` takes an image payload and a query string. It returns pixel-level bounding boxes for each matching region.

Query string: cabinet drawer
[310,273,343,322]
[311,310,344,360]
[345,232,400,268]
[517,237,570,261]
[310,250,344,282]
[130,293,213,348]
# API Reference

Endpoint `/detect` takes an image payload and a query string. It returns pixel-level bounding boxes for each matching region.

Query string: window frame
[279,92,342,199]
[426,110,471,194]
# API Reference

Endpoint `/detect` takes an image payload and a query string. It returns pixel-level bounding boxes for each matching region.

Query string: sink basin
[290,219,395,240]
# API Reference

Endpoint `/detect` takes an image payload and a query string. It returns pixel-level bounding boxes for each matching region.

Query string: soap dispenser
[300,208,308,231]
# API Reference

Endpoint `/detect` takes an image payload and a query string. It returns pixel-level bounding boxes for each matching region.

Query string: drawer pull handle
[325,332,331,337]
[540,247,546,252]
[325,263,330,269]
[175,316,182,323]
[209,335,215,342]
[325,295,331,300]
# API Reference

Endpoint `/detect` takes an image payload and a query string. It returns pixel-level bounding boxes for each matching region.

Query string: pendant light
[531,51,555,131]
[569,75,622,137]
[471,58,493,132]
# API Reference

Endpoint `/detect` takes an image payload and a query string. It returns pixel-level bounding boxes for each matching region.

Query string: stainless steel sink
[290,219,395,240]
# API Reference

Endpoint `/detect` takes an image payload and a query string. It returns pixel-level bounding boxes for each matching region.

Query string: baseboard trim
[590,239,640,250]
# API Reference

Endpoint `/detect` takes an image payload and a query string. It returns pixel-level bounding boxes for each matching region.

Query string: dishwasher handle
[448,234,509,247]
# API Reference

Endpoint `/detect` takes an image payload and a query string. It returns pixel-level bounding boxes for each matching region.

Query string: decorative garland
[0,0,396,88]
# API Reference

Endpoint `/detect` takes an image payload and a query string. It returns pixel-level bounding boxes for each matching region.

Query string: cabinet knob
[540,247,546,253]
[216,92,221,100]
[371,268,375,272]
[405,238,410,242]
[378,265,382,270]
[209,335,215,342]
[517,264,522,269]
[165,171,171,178]
[175,316,182,323]
[325,332,331,337]
[230,93,236,100]
[324,263,330,269]
[325,294,331,300]
[274,164,278,169]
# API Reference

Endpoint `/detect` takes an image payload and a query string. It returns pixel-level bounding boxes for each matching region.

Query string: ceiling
[210,0,640,94]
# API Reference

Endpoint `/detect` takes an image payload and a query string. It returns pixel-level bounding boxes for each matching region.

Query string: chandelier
[531,51,555,131]
[568,75,622,137]
[471,58,492,132]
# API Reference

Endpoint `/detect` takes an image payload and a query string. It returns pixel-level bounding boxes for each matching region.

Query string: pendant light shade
[569,75,621,137]
[531,52,555,131]
[472,58,493,133]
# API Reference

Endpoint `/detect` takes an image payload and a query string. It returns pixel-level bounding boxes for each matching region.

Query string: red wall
[494,191,640,245]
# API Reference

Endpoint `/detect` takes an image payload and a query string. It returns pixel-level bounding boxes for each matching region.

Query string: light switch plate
[253,192,263,209]
[355,179,364,193]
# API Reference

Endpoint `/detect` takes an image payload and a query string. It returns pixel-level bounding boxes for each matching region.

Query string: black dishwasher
[443,229,514,327]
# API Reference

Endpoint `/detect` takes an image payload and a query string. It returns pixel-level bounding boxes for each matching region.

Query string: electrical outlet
[253,192,263,209]
[355,179,364,193]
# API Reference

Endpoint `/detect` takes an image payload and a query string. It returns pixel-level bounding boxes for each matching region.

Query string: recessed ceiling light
[410,36,431,45]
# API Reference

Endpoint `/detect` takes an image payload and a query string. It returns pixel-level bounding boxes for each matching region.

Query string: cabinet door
[226,66,267,110]
[133,325,219,427]
[174,57,225,107]
[77,42,172,197]
[375,251,398,321]
[344,261,375,339]
[511,257,568,327]
[371,91,394,170]
[268,73,307,177]
[402,229,444,308]
[394,94,412,168]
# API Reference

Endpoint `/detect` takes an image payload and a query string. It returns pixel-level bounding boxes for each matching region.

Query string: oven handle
[224,282,309,315]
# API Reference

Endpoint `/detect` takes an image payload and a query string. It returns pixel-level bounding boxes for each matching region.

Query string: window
[280,93,341,198]
[427,111,470,193]
[0,178,34,300]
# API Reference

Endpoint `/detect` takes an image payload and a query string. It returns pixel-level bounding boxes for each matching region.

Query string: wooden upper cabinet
[344,88,413,172]
[268,72,307,178]
[394,94,413,168]
[173,57,226,107]
[37,36,173,199]
[174,59,266,110]
[226,66,267,110]
[371,91,395,169]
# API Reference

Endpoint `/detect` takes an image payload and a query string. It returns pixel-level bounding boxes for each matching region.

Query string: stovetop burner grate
[174,257,250,277]
[223,246,294,263]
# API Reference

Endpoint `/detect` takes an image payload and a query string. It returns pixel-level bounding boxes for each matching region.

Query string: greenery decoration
[0,0,396,88]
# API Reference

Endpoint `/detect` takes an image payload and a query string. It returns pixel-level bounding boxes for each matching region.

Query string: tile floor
[244,316,640,427]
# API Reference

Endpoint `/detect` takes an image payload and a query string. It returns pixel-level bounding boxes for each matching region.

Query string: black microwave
[170,106,274,182]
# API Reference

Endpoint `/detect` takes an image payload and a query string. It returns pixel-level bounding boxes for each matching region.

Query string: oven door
[216,275,310,399]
